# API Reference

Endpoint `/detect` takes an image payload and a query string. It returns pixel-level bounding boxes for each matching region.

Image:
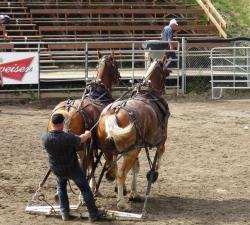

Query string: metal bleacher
[0,0,220,72]
[0,0,219,43]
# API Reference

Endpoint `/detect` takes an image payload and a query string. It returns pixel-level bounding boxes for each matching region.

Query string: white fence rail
[210,46,250,99]
[1,39,250,100]
[0,40,181,99]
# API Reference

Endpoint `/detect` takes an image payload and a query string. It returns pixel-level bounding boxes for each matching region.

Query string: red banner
[0,57,34,81]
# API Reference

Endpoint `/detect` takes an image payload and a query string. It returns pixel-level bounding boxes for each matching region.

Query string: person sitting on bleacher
[0,15,11,24]
[161,19,178,68]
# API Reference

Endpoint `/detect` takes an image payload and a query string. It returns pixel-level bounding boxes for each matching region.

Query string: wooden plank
[48,44,85,50]
[32,18,203,23]
[0,44,14,50]
[196,0,227,38]
[26,1,196,7]
[39,25,162,31]
[48,42,141,49]
[39,25,215,32]
[30,8,204,15]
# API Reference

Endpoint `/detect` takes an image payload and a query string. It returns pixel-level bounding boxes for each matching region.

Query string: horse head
[143,55,170,94]
[96,51,120,91]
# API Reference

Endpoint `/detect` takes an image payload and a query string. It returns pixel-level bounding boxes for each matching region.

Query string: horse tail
[105,114,134,144]
[62,111,71,132]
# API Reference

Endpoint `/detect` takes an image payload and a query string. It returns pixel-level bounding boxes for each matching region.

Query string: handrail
[196,0,227,38]
[205,0,227,28]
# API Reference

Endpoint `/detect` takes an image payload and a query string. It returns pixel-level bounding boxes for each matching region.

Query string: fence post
[247,48,250,87]
[181,37,187,94]
[211,47,214,99]
[131,41,135,88]
[37,42,41,100]
[233,42,236,93]
[85,42,88,82]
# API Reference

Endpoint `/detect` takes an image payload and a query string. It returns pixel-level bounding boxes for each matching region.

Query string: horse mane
[144,61,157,80]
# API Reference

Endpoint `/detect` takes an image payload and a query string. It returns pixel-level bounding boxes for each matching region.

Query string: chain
[37,194,57,214]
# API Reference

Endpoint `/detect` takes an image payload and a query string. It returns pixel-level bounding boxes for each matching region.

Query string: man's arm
[79,130,92,144]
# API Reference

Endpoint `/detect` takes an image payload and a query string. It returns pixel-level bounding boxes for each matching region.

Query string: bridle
[96,55,120,84]
[143,59,167,93]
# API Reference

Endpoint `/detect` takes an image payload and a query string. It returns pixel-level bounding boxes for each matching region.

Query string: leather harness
[107,85,170,154]
[52,82,114,131]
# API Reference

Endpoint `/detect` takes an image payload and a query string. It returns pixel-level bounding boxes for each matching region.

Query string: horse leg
[116,148,140,210]
[105,151,117,182]
[156,143,165,173]
[146,143,165,183]
[129,156,141,201]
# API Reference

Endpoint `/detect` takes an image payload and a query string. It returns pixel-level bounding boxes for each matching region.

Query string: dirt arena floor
[0,97,250,225]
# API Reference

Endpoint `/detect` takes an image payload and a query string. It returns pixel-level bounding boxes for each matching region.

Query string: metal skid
[25,204,143,219]
[25,146,159,220]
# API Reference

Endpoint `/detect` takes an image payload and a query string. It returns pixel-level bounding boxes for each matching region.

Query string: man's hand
[79,130,92,143]
[84,130,92,139]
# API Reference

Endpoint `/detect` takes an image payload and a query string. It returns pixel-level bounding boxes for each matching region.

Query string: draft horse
[96,55,170,211]
[47,51,120,192]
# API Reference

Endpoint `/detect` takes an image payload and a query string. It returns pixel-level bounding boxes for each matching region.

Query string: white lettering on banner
[0,64,33,73]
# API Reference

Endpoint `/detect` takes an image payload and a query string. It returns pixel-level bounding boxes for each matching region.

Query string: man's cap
[51,113,64,125]
[169,19,178,26]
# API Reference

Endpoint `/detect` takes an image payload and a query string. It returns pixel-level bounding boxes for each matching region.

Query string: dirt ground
[0,97,250,225]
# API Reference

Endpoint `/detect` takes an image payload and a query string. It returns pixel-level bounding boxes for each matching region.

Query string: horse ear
[147,53,153,63]
[97,50,102,59]
[110,50,115,60]
[161,55,167,65]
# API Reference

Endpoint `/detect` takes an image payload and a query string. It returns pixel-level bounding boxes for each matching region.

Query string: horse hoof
[114,186,127,196]
[105,172,116,182]
[117,201,129,211]
[129,194,142,202]
[146,170,159,183]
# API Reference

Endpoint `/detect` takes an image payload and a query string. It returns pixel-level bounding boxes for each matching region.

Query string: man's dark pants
[56,165,98,216]
[165,51,177,68]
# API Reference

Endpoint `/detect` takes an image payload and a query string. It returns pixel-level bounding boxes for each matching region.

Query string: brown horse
[47,51,120,192]
[96,56,170,210]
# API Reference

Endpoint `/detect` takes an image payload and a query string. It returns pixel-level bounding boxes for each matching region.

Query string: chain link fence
[182,37,250,97]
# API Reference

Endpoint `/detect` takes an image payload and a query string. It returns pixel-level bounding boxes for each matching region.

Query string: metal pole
[181,37,186,94]
[177,41,180,95]
[131,42,135,88]
[233,42,236,93]
[247,48,250,87]
[142,149,158,217]
[211,48,214,99]
[85,42,88,82]
[38,43,41,100]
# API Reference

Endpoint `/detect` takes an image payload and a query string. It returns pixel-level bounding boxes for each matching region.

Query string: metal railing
[0,40,181,98]
[1,38,250,100]
[211,46,250,99]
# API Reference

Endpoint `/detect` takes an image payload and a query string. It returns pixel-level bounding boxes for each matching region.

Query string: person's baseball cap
[169,19,178,26]
[51,113,64,125]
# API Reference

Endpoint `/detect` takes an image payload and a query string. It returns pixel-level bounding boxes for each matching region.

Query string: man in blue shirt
[42,113,103,221]
[161,19,178,68]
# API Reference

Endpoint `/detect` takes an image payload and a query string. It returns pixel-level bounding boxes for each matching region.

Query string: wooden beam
[196,0,227,38]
